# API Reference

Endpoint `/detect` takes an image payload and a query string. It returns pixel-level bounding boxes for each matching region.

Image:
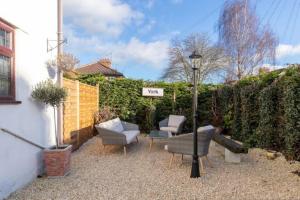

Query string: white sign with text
[142,88,164,97]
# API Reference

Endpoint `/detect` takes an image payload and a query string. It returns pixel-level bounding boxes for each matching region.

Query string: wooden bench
[212,129,248,163]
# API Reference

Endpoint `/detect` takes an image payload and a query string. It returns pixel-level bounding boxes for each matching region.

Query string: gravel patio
[8,135,300,200]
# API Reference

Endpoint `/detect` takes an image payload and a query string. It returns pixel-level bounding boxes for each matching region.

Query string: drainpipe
[57,0,63,145]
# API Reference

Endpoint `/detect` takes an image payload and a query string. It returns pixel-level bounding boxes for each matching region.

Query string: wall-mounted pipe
[57,0,64,145]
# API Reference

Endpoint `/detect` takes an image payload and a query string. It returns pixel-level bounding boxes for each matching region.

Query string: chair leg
[169,153,175,168]
[123,146,127,156]
[136,136,139,143]
[205,156,213,168]
[181,154,184,163]
[149,138,153,152]
[200,157,206,174]
[103,144,106,155]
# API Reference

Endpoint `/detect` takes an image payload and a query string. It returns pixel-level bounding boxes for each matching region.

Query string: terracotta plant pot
[44,144,72,177]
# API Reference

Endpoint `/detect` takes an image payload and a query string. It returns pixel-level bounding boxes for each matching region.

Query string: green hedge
[232,85,242,140]
[240,84,260,147]
[78,66,300,161]
[281,69,300,160]
[256,85,279,149]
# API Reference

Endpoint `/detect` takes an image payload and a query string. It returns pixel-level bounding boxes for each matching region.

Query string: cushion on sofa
[122,130,140,143]
[168,115,185,127]
[99,118,124,133]
[197,125,215,133]
[160,126,179,133]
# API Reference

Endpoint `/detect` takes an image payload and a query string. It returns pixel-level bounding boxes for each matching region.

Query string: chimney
[99,58,111,68]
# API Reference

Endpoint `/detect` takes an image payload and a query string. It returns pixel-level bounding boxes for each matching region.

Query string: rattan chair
[159,115,186,135]
[167,125,215,173]
[95,118,140,155]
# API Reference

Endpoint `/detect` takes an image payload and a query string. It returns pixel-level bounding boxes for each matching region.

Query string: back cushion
[99,118,124,132]
[168,115,185,127]
[197,125,215,133]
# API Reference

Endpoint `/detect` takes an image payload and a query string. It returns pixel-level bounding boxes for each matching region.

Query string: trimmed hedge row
[212,67,300,161]
[78,66,300,161]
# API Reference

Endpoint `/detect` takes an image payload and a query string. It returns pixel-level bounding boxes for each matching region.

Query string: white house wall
[0,0,58,198]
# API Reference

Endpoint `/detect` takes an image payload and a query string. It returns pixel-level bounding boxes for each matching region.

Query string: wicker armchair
[95,118,140,155]
[167,125,215,173]
[159,115,186,135]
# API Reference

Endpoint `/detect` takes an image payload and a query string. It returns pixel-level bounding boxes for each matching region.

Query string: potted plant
[32,80,71,177]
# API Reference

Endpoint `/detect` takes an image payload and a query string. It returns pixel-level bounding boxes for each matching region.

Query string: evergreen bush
[256,85,279,149]
[240,84,260,147]
[282,69,300,160]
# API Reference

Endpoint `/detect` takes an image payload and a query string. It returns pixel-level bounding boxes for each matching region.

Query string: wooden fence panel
[63,78,99,150]
[79,82,99,146]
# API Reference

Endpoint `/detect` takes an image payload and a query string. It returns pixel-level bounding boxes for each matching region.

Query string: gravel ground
[8,135,300,200]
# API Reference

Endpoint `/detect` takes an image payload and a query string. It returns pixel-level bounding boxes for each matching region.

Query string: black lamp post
[189,51,202,178]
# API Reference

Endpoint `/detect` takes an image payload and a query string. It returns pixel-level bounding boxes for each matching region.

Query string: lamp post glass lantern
[189,51,202,178]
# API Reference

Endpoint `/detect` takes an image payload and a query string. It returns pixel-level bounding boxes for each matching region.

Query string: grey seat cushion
[122,130,140,143]
[160,126,179,133]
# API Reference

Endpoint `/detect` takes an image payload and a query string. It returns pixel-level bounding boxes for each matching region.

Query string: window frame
[0,19,17,104]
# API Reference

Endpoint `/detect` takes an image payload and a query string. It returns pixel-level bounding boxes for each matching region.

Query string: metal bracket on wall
[47,38,67,52]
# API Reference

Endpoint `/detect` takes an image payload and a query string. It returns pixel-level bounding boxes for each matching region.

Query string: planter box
[44,144,72,177]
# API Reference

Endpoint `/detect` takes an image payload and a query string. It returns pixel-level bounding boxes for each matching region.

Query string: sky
[63,0,300,81]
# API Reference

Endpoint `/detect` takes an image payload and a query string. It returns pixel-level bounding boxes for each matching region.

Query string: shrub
[31,80,67,107]
[232,85,242,140]
[240,84,260,147]
[198,84,216,126]
[282,72,300,160]
[256,85,279,149]
[217,85,234,129]
[31,80,67,149]
[94,106,116,124]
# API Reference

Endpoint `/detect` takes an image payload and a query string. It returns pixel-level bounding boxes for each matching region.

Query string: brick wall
[63,78,99,150]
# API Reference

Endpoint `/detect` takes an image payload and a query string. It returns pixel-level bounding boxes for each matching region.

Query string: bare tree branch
[218,0,278,81]
[162,33,229,83]
[47,53,80,72]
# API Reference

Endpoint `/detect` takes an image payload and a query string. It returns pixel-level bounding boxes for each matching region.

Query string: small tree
[47,53,79,72]
[162,33,228,83]
[32,80,67,149]
[218,0,278,80]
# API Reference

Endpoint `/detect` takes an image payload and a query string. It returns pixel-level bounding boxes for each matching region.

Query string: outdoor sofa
[167,125,215,173]
[95,118,140,155]
[159,115,186,135]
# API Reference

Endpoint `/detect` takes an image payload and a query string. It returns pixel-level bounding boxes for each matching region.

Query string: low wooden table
[148,130,172,152]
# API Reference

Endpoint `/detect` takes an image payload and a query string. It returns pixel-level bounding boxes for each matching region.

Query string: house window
[0,19,17,103]
[0,55,11,96]
[0,28,11,48]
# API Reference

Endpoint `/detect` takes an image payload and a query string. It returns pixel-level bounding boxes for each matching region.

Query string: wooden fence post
[96,83,99,108]
[76,80,80,147]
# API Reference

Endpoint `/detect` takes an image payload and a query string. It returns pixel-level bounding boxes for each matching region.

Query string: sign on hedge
[142,87,164,97]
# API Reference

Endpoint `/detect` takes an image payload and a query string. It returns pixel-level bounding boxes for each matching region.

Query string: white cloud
[63,0,143,37]
[112,37,169,66]
[63,0,169,70]
[276,44,300,59]
[64,26,169,68]
[138,20,156,34]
